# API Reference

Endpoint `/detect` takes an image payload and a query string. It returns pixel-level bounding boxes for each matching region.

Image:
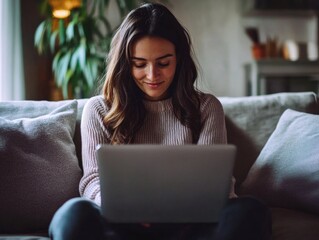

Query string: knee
[218,197,272,240]
[61,197,100,217]
[49,197,103,239]
[52,197,99,221]
[225,196,271,220]
[244,196,270,216]
[236,196,267,210]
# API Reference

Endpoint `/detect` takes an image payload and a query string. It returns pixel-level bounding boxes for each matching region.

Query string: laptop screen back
[97,144,236,223]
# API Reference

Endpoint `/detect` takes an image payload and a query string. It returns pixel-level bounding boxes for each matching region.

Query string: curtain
[0,0,25,101]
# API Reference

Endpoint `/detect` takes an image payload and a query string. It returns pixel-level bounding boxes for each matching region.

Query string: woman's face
[130,36,177,101]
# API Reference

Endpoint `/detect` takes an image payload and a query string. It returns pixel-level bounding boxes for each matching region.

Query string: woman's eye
[158,62,169,67]
[133,62,146,68]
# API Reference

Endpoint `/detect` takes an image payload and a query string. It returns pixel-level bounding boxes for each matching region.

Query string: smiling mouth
[144,81,164,88]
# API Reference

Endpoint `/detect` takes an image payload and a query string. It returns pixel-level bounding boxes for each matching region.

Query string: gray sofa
[0,92,319,240]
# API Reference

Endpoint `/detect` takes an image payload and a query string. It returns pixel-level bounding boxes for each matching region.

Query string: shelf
[256,59,319,65]
[241,0,319,18]
[245,60,319,95]
[244,9,318,18]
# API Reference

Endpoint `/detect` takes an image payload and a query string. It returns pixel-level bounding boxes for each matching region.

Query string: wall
[20,0,52,100]
[168,0,317,97]
[20,0,318,99]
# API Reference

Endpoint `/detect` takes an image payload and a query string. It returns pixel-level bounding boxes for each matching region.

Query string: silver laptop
[96,144,236,223]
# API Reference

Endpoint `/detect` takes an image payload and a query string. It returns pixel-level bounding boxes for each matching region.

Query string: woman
[49,3,271,240]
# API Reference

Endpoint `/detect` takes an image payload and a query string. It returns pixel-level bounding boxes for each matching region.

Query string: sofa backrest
[3,93,316,190]
[219,92,319,189]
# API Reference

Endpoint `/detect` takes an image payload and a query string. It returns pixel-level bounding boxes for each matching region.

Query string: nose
[146,64,159,81]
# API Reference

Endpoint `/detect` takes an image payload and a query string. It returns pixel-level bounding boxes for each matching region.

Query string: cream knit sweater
[79,93,236,206]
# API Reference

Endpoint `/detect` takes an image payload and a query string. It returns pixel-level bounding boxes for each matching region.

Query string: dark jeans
[49,196,271,240]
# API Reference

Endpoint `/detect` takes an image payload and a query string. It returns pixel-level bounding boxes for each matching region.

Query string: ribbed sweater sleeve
[79,93,236,205]
[79,96,110,205]
[197,94,227,144]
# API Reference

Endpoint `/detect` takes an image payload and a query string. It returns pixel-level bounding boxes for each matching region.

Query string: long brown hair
[102,3,201,144]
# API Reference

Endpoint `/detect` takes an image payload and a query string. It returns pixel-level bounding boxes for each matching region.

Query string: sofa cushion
[0,100,82,233]
[219,92,319,188]
[240,109,319,214]
[271,208,319,240]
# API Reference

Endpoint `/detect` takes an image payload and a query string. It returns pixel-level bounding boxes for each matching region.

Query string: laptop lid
[97,144,236,223]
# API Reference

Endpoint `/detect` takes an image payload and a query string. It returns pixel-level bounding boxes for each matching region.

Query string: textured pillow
[219,91,319,188]
[0,100,82,233]
[240,109,319,214]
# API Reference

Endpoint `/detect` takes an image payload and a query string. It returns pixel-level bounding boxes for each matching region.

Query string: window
[0,0,25,101]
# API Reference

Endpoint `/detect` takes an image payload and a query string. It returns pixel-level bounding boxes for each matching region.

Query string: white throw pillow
[240,109,319,214]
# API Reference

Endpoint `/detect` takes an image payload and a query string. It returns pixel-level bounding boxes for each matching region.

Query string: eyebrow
[131,54,174,61]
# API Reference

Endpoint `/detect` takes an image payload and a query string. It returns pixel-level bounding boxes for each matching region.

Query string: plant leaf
[58,19,66,46]
[98,0,110,17]
[54,50,71,87]
[84,56,101,89]
[62,69,74,99]
[94,16,112,37]
[78,22,86,38]
[78,39,87,69]
[66,20,76,41]
[34,21,46,46]
[34,21,50,54]
[52,51,61,76]
[70,47,80,70]
[50,30,59,53]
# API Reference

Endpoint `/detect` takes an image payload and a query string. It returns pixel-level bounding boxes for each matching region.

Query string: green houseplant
[34,0,167,99]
